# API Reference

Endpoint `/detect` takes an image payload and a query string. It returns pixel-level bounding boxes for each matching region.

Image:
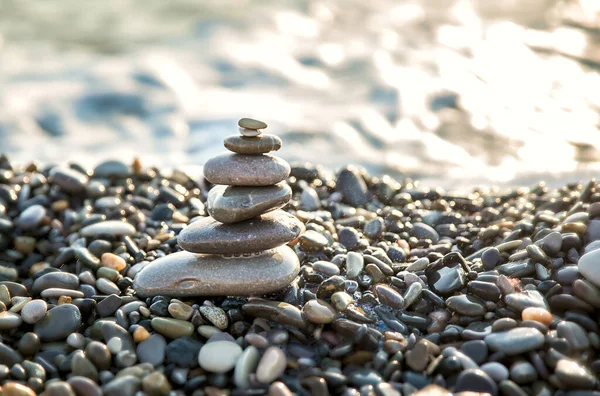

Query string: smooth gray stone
[102,375,141,396]
[242,299,307,329]
[137,334,166,366]
[203,153,290,186]
[504,290,549,311]
[557,321,590,351]
[496,259,535,278]
[49,166,89,193]
[336,166,368,207]
[234,345,260,388]
[481,362,509,382]
[454,368,497,395]
[224,134,282,155]
[93,160,130,178]
[100,321,135,352]
[207,183,291,224]
[80,221,136,238]
[178,210,302,254]
[509,361,537,384]
[411,222,439,243]
[32,272,79,295]
[578,248,600,288]
[68,376,102,396]
[0,311,22,330]
[446,295,486,316]
[484,327,544,356]
[18,204,46,230]
[238,118,267,130]
[34,304,81,342]
[134,245,300,297]
[555,359,596,390]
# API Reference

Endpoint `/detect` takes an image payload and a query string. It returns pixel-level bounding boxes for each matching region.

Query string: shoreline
[0,157,599,394]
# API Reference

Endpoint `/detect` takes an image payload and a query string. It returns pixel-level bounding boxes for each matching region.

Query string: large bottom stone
[133,245,299,297]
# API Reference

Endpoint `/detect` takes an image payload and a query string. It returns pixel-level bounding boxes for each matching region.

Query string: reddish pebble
[522,307,552,325]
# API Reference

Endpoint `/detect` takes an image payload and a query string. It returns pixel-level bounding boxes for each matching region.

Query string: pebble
[198,341,242,373]
[80,220,136,238]
[151,317,194,338]
[93,160,130,178]
[0,311,22,330]
[137,334,166,366]
[484,327,544,355]
[242,300,307,329]
[165,337,204,368]
[557,320,590,351]
[238,117,268,130]
[555,359,596,389]
[32,271,79,295]
[411,222,439,243]
[199,306,229,330]
[454,368,497,395]
[446,295,485,316]
[375,284,405,309]
[521,307,552,325]
[168,302,193,321]
[49,166,88,193]
[3,382,37,396]
[142,372,171,396]
[18,204,46,230]
[578,248,600,288]
[19,299,46,324]
[224,134,282,155]
[510,361,537,384]
[134,246,299,297]
[207,183,292,223]
[346,251,364,279]
[177,210,302,254]
[234,345,260,388]
[302,299,336,324]
[203,153,290,186]
[336,166,369,206]
[33,304,81,341]
[480,362,509,382]
[256,346,287,383]
[68,377,102,396]
[101,253,126,272]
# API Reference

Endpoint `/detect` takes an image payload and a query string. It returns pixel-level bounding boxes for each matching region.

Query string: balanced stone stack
[134,118,303,297]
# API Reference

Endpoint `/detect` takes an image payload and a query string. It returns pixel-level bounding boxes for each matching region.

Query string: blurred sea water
[1,0,600,188]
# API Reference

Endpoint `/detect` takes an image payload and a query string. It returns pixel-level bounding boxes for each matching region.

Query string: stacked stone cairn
[134,118,303,297]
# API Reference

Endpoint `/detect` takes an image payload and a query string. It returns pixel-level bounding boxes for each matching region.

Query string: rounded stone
[199,306,229,330]
[151,318,194,339]
[33,304,81,342]
[21,299,47,324]
[521,307,552,325]
[446,295,486,316]
[198,341,242,373]
[480,362,509,382]
[555,359,596,389]
[0,311,23,330]
[178,210,302,254]
[239,127,261,137]
[302,299,336,324]
[134,245,300,297]
[256,346,287,383]
[234,346,260,389]
[80,221,136,238]
[2,382,36,396]
[136,334,166,366]
[49,166,89,194]
[509,361,537,384]
[454,368,497,395]
[32,272,79,295]
[484,327,544,356]
[224,134,282,155]
[238,118,267,130]
[18,205,46,230]
[93,160,130,178]
[203,153,290,186]
[207,183,292,224]
[578,248,600,288]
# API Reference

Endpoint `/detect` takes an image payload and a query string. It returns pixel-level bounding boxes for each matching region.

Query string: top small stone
[239,118,267,130]
[239,127,261,137]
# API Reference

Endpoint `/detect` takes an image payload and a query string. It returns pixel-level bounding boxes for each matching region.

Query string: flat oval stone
[242,299,307,329]
[239,127,261,137]
[34,304,81,342]
[484,327,544,356]
[302,299,336,324]
[0,311,23,330]
[234,345,260,388]
[198,341,242,373]
[238,118,267,130]
[207,183,292,224]
[203,153,290,186]
[80,221,136,238]
[134,245,300,297]
[256,347,287,383]
[18,204,46,230]
[21,299,47,324]
[578,248,600,288]
[93,160,130,178]
[224,134,282,155]
[49,166,89,194]
[178,210,302,254]
[151,317,194,338]
[446,295,486,316]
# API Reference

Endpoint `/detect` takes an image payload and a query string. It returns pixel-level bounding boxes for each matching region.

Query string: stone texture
[224,134,282,155]
[178,210,302,254]
[80,221,136,238]
[134,245,299,297]
[207,183,291,224]
[578,248,600,288]
[203,153,290,186]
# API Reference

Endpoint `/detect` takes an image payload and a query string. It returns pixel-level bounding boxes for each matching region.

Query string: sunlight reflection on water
[0,0,599,187]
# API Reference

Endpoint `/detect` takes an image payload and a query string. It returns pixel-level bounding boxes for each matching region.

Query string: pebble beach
[0,151,600,395]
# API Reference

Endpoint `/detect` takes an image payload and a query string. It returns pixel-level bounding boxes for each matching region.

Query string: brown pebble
[101,253,126,272]
[3,382,36,396]
[522,307,552,325]
[133,326,151,343]
[51,200,69,212]
[132,157,143,174]
[58,296,72,305]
